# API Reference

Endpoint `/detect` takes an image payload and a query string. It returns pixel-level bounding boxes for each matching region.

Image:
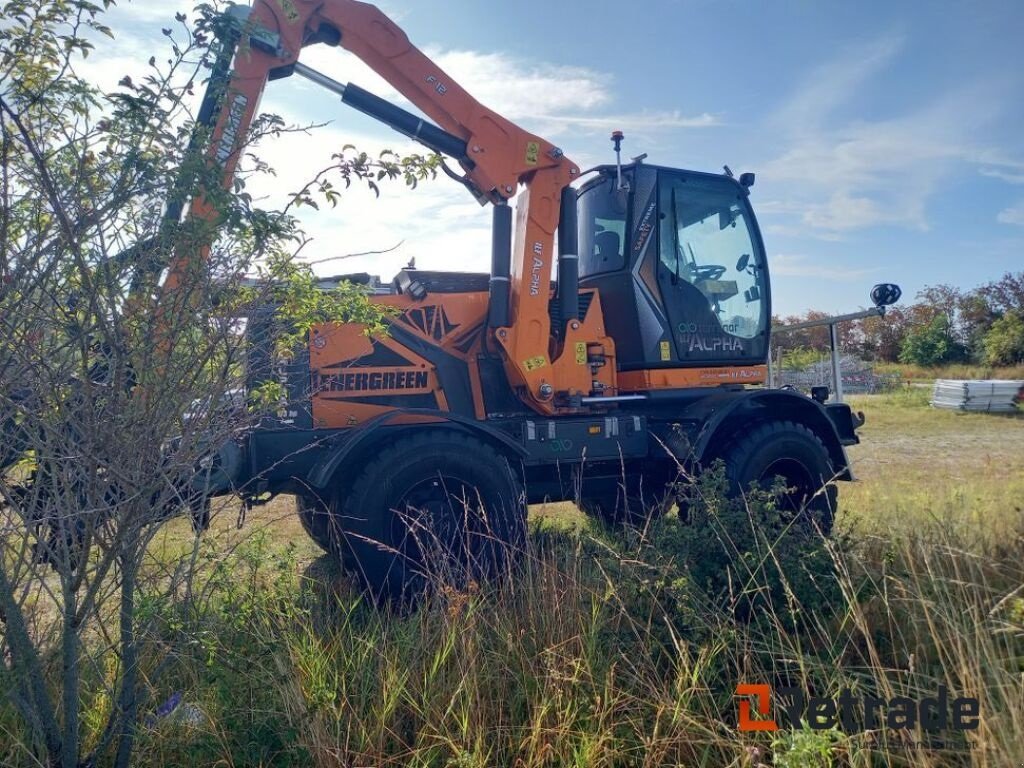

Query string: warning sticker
[523,355,547,372]
[660,341,671,361]
[276,0,300,22]
[575,342,587,365]
[525,141,540,166]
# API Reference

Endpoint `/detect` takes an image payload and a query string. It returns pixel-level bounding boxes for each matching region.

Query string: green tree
[983,311,1024,366]
[898,315,961,366]
[0,3,436,766]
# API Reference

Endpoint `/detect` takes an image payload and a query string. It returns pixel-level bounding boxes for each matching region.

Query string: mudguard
[685,388,855,481]
[306,409,528,491]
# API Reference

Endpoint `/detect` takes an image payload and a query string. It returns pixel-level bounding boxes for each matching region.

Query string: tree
[983,311,1024,366]
[979,271,1024,316]
[898,315,962,366]
[956,291,1000,362]
[855,305,911,362]
[0,3,436,766]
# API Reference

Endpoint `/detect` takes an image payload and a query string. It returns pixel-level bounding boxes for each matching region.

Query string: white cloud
[980,167,1024,185]
[772,34,904,135]
[997,201,1024,226]
[771,254,878,281]
[801,190,925,232]
[426,49,611,118]
[105,0,194,24]
[296,45,714,139]
[532,110,718,133]
[759,35,1018,236]
[244,118,493,279]
[75,1,203,92]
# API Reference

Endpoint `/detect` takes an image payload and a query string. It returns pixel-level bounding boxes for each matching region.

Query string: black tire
[296,493,347,556]
[578,468,675,528]
[718,420,837,534]
[332,431,526,600]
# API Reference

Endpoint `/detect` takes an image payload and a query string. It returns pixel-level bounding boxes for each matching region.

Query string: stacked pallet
[930,380,1023,412]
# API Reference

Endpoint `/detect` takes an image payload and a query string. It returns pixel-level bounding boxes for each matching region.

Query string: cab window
[578,179,627,276]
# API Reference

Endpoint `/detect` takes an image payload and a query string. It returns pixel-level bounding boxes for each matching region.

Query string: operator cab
[576,162,770,370]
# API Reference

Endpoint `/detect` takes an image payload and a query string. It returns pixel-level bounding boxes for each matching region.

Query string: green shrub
[899,315,965,366]
[983,311,1024,366]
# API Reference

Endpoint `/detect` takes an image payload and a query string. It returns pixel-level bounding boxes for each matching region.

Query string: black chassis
[209,385,859,507]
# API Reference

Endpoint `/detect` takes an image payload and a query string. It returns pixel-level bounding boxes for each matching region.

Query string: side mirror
[736,253,750,272]
[870,283,902,307]
[739,172,755,188]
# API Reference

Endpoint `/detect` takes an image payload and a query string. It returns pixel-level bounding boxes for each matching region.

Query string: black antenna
[611,131,628,191]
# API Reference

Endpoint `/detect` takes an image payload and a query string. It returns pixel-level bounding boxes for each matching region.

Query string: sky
[82,0,1024,315]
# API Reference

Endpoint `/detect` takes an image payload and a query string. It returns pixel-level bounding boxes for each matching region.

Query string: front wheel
[718,421,837,535]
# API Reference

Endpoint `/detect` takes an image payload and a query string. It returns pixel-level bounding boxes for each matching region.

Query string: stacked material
[930,380,1023,412]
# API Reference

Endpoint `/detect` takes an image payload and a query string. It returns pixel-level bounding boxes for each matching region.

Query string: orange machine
[176,0,867,597]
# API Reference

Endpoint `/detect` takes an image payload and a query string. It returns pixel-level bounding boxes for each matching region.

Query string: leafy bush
[983,311,1024,366]
[899,315,965,366]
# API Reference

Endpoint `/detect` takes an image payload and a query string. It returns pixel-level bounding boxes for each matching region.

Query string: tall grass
[3,392,1022,767]
[4,479,1014,767]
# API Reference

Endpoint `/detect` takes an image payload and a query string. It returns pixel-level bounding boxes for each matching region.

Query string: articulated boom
[171,0,616,415]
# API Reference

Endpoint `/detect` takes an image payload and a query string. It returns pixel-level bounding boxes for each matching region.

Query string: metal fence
[772,354,902,395]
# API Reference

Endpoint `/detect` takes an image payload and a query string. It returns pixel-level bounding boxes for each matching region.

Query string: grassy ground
[872,362,1024,383]
[842,388,1024,541]
[3,391,1023,766]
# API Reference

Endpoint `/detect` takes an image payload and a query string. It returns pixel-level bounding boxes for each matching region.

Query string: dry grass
[3,391,1023,767]
[873,361,1024,383]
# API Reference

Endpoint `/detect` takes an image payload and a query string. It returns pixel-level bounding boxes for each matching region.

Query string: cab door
[653,171,770,367]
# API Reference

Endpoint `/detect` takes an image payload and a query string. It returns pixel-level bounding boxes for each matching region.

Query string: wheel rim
[759,458,816,514]
[393,474,483,566]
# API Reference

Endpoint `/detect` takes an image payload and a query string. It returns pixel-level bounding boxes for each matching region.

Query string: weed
[2,391,1022,766]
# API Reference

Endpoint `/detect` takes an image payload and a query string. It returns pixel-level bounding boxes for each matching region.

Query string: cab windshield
[658,175,766,339]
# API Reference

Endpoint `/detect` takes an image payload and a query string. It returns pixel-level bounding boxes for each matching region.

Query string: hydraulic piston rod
[292,62,469,160]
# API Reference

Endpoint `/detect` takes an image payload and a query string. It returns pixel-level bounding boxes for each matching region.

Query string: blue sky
[88,0,1024,315]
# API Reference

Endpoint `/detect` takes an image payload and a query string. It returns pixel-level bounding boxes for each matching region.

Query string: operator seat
[594,230,622,270]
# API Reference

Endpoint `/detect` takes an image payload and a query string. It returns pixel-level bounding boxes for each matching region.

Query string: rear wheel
[718,420,837,535]
[331,431,526,600]
[297,493,347,557]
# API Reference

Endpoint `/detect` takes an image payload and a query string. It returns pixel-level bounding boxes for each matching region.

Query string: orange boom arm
[163,0,614,414]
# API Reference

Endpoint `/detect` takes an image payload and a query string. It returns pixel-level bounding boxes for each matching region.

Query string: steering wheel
[692,264,727,281]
